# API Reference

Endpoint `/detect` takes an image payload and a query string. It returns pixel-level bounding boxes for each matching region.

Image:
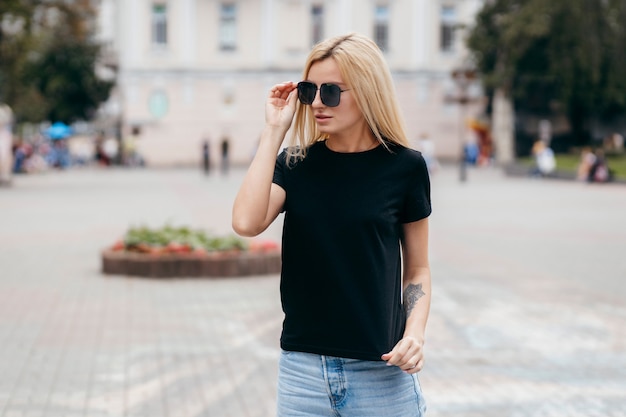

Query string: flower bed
[102,225,280,278]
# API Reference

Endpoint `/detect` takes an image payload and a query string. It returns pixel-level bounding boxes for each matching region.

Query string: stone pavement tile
[73,274,284,417]
[422,248,626,415]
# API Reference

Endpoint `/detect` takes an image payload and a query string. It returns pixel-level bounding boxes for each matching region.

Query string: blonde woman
[233,33,431,416]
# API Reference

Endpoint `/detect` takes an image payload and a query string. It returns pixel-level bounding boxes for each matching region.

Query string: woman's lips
[315,114,331,122]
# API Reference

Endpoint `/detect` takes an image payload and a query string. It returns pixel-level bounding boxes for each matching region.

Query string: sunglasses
[297,81,350,107]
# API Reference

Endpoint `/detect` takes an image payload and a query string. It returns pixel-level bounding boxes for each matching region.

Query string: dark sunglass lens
[297,82,316,105]
[320,84,341,107]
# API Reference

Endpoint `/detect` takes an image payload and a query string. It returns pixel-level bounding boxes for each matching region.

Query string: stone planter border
[101,249,281,278]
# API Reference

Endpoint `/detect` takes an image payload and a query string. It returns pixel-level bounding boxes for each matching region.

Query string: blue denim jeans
[277,350,427,416]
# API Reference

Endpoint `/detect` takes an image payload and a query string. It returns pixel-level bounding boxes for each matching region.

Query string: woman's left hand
[381,336,424,374]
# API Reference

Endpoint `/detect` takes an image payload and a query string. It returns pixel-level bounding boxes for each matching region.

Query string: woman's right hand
[266,82,298,131]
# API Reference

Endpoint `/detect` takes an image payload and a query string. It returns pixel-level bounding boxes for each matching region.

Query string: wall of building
[97,0,485,167]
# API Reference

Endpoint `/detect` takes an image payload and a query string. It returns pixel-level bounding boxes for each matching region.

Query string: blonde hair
[288,33,409,162]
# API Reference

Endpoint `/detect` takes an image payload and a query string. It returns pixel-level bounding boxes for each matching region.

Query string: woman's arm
[381,217,431,373]
[232,82,297,236]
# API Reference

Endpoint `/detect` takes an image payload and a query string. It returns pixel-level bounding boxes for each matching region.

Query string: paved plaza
[0,165,625,417]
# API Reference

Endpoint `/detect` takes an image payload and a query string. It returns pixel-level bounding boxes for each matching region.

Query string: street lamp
[451,67,478,182]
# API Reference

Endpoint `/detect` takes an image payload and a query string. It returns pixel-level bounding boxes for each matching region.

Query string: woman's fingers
[404,357,424,374]
[381,337,424,373]
[269,82,296,100]
[266,82,298,128]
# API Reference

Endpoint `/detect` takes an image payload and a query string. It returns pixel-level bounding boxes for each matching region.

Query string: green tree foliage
[0,1,39,112]
[467,0,626,143]
[0,0,113,123]
[26,38,113,122]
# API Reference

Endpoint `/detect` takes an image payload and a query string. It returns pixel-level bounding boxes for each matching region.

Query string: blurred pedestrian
[94,132,110,166]
[202,138,211,174]
[577,147,596,181]
[588,149,613,183]
[220,136,230,175]
[464,139,479,165]
[102,136,119,164]
[47,139,71,169]
[417,132,439,174]
[123,126,143,167]
[233,33,430,416]
[530,139,555,177]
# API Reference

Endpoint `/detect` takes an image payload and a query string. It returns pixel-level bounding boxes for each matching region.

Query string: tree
[0,0,113,124]
[0,1,40,111]
[27,37,113,123]
[467,0,626,151]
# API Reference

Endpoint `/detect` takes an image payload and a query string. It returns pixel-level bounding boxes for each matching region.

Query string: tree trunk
[492,88,515,164]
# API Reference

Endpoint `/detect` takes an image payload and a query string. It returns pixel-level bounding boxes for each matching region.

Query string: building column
[262,0,275,67]
[338,0,352,34]
[180,0,197,65]
[121,0,141,67]
[412,0,428,69]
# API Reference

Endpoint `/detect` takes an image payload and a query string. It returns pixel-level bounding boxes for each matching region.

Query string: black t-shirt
[273,140,431,361]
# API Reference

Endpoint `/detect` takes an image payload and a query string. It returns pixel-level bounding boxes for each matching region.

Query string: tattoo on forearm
[404,283,425,317]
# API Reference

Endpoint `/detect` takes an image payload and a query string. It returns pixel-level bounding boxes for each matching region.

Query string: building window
[148,90,169,119]
[151,4,168,46]
[219,3,237,51]
[374,5,389,52]
[311,5,324,46]
[440,5,457,53]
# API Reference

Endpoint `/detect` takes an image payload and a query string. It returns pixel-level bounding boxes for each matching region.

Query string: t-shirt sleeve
[401,152,432,223]
[273,149,288,190]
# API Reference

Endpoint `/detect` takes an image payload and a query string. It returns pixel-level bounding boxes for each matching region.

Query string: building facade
[96,0,485,166]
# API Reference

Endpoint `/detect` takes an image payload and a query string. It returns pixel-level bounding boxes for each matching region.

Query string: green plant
[122,225,248,253]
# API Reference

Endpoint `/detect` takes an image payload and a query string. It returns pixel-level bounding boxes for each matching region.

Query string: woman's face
[305,58,368,139]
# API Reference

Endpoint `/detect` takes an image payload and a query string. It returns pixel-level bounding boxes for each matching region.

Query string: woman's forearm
[402,268,431,343]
